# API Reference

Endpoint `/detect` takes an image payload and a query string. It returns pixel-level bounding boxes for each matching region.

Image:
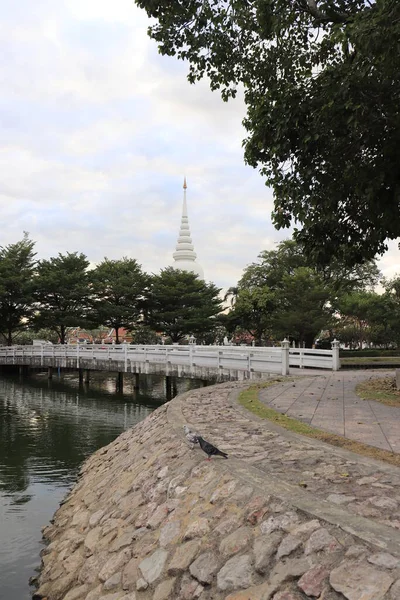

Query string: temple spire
[172,178,204,280]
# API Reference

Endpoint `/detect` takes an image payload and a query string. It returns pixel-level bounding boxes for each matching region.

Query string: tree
[0,234,36,345]
[146,268,222,342]
[91,258,148,344]
[228,287,277,346]
[228,239,379,346]
[272,267,332,347]
[33,252,94,344]
[136,0,400,265]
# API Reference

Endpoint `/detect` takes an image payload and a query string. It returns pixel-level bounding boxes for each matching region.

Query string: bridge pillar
[165,376,172,400]
[48,367,53,379]
[78,369,84,384]
[133,373,140,390]
[116,372,123,392]
[19,365,29,378]
[85,370,90,384]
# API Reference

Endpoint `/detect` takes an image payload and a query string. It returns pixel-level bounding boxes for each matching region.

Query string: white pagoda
[172,178,204,280]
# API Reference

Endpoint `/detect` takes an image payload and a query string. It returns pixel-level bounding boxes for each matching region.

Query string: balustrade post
[124,344,128,372]
[76,343,80,368]
[189,345,194,375]
[331,339,340,371]
[281,338,290,375]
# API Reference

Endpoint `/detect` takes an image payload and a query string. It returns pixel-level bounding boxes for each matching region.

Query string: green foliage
[130,325,161,345]
[335,287,400,348]
[228,239,379,346]
[146,268,222,342]
[13,328,59,345]
[91,258,148,344]
[0,233,36,345]
[33,252,94,344]
[136,0,400,265]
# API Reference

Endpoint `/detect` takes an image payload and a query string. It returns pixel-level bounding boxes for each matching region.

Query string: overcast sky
[1,0,398,290]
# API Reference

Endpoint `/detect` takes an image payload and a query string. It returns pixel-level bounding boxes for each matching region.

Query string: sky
[1,0,398,291]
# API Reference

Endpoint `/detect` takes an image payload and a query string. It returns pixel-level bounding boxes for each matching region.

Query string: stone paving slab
[260,370,400,453]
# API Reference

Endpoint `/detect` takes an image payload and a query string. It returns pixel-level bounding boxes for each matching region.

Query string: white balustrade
[0,342,339,377]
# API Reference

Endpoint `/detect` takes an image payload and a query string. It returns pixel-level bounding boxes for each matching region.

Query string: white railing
[0,340,340,376]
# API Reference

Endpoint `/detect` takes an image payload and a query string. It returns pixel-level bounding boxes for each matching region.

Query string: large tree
[0,234,36,345]
[91,258,148,344]
[146,268,222,342]
[136,0,400,265]
[33,252,94,344]
[229,239,379,346]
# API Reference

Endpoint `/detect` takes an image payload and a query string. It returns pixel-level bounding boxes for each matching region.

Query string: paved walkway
[259,369,400,453]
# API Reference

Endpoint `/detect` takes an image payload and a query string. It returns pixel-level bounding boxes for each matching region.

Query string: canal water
[0,371,201,600]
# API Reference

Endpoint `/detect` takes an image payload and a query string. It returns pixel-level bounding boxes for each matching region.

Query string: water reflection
[0,371,203,599]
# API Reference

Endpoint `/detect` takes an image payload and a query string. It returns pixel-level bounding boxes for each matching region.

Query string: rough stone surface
[189,552,219,584]
[217,554,254,591]
[138,548,168,584]
[276,534,302,559]
[220,526,253,557]
[330,561,394,600]
[167,540,201,575]
[298,564,329,596]
[304,528,339,555]
[34,380,400,600]
[254,531,283,574]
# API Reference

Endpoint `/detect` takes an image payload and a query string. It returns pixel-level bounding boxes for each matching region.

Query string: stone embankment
[35,381,400,600]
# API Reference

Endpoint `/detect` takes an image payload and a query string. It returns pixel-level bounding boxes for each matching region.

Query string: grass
[238,382,400,467]
[356,376,400,407]
[341,356,400,365]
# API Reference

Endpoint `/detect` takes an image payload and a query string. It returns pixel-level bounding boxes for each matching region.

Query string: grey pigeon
[183,425,199,448]
[196,436,228,461]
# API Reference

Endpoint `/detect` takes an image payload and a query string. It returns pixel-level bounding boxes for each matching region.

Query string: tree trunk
[115,327,120,344]
[60,325,66,344]
[7,326,12,346]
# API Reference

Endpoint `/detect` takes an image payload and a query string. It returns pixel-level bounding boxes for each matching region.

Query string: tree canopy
[0,234,36,345]
[91,258,148,344]
[136,0,400,265]
[228,239,380,345]
[33,252,94,344]
[146,268,222,342]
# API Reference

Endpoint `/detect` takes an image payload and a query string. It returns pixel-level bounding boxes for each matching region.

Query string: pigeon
[183,425,199,448]
[196,436,228,461]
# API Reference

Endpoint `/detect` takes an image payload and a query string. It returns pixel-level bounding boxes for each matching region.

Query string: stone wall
[34,382,400,600]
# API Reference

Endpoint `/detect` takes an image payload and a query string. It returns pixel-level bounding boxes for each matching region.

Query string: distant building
[172,178,204,280]
[65,328,93,344]
[102,328,133,344]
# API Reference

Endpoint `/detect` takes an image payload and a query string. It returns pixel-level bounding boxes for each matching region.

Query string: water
[0,371,199,600]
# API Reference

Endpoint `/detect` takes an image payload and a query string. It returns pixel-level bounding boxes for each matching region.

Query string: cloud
[0,0,398,294]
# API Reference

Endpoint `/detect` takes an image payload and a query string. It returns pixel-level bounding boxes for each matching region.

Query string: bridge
[0,340,340,382]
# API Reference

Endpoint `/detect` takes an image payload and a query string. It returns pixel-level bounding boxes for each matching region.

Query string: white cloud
[0,0,398,293]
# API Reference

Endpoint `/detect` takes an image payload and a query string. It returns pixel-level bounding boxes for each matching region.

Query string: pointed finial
[183,176,187,190]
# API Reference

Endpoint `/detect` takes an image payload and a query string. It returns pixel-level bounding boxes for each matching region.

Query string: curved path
[260,369,400,453]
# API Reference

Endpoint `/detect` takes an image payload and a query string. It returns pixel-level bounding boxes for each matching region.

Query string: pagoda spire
[172,178,204,279]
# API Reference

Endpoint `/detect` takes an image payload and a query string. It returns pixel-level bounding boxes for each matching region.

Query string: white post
[281,338,290,375]
[189,344,194,375]
[124,344,128,372]
[76,343,80,368]
[331,339,340,371]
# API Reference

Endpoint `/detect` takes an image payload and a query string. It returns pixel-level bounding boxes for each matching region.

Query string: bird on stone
[183,425,199,448]
[196,436,228,461]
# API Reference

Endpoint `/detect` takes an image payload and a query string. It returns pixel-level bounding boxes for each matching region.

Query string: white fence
[0,340,340,378]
